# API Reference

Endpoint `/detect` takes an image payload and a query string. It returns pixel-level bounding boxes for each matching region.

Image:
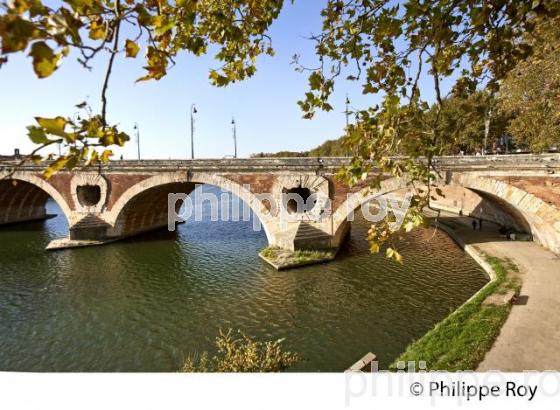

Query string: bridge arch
[0,172,73,225]
[331,173,560,255]
[104,172,275,243]
[455,173,560,254]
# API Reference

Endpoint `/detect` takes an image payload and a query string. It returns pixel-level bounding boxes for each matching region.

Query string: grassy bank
[390,256,521,371]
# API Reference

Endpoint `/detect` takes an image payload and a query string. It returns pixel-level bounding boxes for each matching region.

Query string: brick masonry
[1,155,559,254]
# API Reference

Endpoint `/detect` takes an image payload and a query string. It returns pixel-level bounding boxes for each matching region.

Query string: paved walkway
[431,212,560,371]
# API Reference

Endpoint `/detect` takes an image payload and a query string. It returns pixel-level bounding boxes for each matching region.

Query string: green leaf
[209,70,229,86]
[35,116,67,136]
[1,16,35,53]
[308,72,323,91]
[27,125,51,144]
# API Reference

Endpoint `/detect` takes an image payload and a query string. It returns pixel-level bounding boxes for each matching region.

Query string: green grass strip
[389,256,520,371]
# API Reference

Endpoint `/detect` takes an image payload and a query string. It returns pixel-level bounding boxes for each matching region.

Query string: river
[0,186,488,371]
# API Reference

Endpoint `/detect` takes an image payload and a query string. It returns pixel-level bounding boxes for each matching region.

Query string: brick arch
[105,172,274,243]
[331,173,560,255]
[0,172,73,225]
[456,173,560,254]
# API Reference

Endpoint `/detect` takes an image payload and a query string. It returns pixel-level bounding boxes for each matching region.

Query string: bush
[181,329,300,372]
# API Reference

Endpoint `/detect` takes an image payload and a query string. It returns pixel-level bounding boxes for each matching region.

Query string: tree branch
[101,0,122,127]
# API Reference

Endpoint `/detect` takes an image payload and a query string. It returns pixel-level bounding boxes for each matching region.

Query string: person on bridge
[472,220,477,231]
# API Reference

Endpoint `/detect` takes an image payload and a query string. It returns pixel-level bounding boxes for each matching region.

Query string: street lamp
[67,112,81,156]
[484,106,491,155]
[232,117,237,159]
[190,104,197,159]
[133,123,140,160]
[345,94,350,128]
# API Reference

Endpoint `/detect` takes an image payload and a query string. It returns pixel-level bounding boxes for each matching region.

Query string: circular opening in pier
[283,186,312,214]
[77,185,101,207]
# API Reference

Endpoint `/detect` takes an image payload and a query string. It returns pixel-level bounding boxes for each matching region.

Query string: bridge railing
[1,153,559,173]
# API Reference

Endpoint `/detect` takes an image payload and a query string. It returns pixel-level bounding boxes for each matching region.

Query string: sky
[0,1,444,159]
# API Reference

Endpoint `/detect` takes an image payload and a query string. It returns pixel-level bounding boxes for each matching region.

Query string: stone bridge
[1,155,560,256]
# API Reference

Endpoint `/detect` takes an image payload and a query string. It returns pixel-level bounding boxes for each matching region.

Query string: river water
[0,186,488,371]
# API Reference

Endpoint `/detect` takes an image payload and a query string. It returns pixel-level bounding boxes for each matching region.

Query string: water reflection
[0,186,488,371]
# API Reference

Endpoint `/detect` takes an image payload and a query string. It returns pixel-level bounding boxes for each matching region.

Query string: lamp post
[69,112,81,156]
[345,94,350,128]
[232,117,237,158]
[190,104,197,159]
[133,123,140,160]
[484,106,491,156]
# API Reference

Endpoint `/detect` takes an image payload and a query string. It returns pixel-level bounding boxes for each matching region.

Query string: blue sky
[0,1,444,159]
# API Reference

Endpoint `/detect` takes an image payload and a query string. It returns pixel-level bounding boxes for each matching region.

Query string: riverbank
[390,213,520,370]
[393,210,560,371]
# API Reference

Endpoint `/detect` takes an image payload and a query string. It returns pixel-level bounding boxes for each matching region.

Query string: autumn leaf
[209,70,229,86]
[100,149,113,162]
[386,247,403,264]
[370,242,380,253]
[89,18,107,40]
[125,39,140,58]
[87,150,99,165]
[136,46,167,81]
[43,157,68,179]
[29,41,61,78]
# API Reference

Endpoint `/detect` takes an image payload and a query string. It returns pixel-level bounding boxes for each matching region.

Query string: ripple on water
[0,186,488,371]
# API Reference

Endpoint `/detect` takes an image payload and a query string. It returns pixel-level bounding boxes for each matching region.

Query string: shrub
[181,329,300,372]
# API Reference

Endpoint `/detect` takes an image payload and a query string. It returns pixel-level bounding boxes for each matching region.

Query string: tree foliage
[427,91,510,155]
[0,0,284,176]
[181,329,300,372]
[498,16,560,152]
[292,0,558,260]
[252,138,350,158]
[263,91,510,157]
